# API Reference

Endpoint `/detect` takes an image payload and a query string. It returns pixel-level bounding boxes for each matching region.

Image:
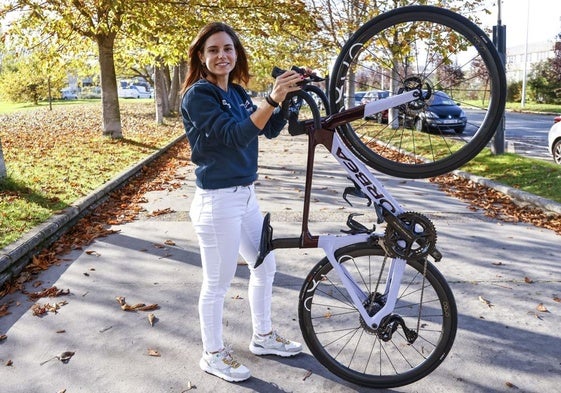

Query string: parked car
[548,118,561,164]
[61,88,78,100]
[361,90,390,123]
[353,91,368,107]
[118,85,152,99]
[406,90,467,134]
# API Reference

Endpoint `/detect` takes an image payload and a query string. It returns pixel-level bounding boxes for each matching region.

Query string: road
[503,111,554,160]
[465,109,555,161]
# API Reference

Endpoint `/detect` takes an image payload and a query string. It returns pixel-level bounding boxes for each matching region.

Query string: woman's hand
[269,70,304,104]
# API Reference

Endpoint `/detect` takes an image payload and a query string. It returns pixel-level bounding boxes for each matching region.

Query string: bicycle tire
[329,6,506,178]
[301,84,330,116]
[298,242,457,388]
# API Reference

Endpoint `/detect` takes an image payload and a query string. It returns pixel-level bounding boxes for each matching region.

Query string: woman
[180,22,304,383]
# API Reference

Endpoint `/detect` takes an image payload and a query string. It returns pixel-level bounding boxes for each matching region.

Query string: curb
[453,169,561,215]
[0,134,186,289]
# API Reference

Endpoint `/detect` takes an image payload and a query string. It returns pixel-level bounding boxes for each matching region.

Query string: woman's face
[200,31,237,81]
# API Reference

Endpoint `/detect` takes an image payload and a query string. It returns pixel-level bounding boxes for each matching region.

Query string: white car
[548,116,561,164]
[118,85,152,99]
[61,88,78,100]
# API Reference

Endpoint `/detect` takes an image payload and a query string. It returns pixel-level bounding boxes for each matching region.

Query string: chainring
[383,212,437,260]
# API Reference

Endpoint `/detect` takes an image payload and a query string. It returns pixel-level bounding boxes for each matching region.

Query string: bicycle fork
[316,234,407,330]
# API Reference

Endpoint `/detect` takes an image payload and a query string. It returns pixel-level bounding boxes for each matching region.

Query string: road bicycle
[257,5,506,388]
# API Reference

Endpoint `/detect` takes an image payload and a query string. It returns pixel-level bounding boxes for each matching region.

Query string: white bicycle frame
[274,88,423,329]
[310,89,420,328]
[315,132,407,329]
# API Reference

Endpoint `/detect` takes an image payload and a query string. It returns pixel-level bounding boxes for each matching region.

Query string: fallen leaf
[148,313,156,326]
[56,330,66,334]
[303,370,313,381]
[121,303,144,311]
[138,304,159,311]
[6,360,13,366]
[505,381,519,389]
[148,348,161,357]
[164,239,176,246]
[0,304,11,318]
[478,296,493,308]
[148,208,174,217]
[0,334,7,341]
[40,351,75,365]
[85,250,100,256]
[524,276,534,284]
[115,296,126,305]
[32,301,67,316]
[58,351,75,362]
[491,261,504,266]
[536,303,549,312]
[28,286,70,300]
[553,296,561,303]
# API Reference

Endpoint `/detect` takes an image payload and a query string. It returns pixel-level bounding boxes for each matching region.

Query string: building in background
[506,40,555,82]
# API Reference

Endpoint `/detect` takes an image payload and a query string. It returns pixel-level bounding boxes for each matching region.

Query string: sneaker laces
[266,330,290,345]
[218,345,242,368]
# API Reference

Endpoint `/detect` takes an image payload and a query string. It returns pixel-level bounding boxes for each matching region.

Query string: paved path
[1,134,560,393]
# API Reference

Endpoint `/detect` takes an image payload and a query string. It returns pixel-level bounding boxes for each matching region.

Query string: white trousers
[189,184,276,352]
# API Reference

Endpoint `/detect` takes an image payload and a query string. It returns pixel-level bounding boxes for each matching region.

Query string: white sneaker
[249,330,303,357]
[199,347,251,382]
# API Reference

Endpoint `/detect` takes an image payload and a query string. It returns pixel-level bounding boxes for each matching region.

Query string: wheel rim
[554,141,561,164]
[329,6,506,178]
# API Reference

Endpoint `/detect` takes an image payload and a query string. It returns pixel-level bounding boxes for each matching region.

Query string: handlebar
[271,66,325,85]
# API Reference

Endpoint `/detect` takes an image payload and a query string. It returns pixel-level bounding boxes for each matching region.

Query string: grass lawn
[352,120,561,205]
[0,100,184,248]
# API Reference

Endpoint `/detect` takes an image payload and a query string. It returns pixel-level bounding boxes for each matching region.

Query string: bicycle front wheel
[298,243,457,388]
[329,6,506,178]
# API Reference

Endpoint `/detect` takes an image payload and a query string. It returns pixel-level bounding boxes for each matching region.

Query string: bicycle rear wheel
[329,5,506,178]
[299,243,457,388]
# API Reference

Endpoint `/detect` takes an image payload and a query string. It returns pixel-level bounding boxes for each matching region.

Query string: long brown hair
[180,22,250,94]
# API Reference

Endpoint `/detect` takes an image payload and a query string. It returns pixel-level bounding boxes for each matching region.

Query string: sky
[482,0,561,48]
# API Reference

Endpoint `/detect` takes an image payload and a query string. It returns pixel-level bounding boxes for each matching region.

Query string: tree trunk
[97,35,122,138]
[178,61,188,112]
[168,65,180,114]
[161,65,171,117]
[0,139,7,179]
[154,66,167,125]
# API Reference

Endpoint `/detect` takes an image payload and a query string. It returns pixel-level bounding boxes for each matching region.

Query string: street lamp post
[520,0,530,108]
[492,0,506,155]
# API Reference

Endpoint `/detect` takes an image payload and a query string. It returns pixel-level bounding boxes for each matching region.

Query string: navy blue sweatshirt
[181,80,286,189]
